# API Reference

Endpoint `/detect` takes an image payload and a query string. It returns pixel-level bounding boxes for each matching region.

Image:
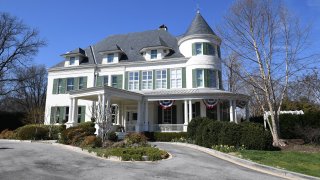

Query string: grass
[237,150,320,177]
[86,146,169,161]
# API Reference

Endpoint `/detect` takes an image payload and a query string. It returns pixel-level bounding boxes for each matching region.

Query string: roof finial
[196,3,200,14]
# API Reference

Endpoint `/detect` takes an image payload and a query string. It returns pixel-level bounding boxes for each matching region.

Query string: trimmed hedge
[189,118,273,150]
[143,132,188,142]
[60,122,96,146]
[15,125,48,140]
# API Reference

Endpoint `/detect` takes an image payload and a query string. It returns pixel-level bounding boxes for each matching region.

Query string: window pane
[195,43,202,55]
[151,50,157,59]
[107,53,114,63]
[196,69,203,87]
[67,78,74,91]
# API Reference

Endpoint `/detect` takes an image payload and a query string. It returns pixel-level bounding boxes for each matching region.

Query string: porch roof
[69,86,249,102]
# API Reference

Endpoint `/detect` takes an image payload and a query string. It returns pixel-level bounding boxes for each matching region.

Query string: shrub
[240,122,273,150]
[188,117,273,150]
[60,122,96,146]
[212,145,246,153]
[15,125,49,140]
[80,135,102,148]
[107,131,118,142]
[187,117,212,139]
[0,129,16,139]
[124,133,147,146]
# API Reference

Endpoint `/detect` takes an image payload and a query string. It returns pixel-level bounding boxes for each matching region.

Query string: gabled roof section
[61,48,86,56]
[183,12,216,37]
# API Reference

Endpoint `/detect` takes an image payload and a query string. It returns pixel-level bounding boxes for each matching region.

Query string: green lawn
[237,150,320,177]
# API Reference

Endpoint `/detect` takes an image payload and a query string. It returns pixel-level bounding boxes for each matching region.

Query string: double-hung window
[209,70,217,88]
[142,71,153,90]
[196,69,204,87]
[151,50,157,59]
[193,43,215,56]
[155,69,167,89]
[79,77,84,89]
[128,72,139,90]
[67,78,74,91]
[107,53,114,63]
[195,43,202,55]
[170,68,182,88]
[57,79,63,94]
[69,57,75,65]
[111,76,117,87]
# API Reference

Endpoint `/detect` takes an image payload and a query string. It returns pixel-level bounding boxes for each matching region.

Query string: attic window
[70,57,75,65]
[107,53,114,63]
[151,50,157,59]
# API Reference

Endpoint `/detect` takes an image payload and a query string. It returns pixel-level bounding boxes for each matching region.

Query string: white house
[44,12,249,132]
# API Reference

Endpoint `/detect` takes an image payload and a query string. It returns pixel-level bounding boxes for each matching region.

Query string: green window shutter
[83,77,87,88]
[50,107,56,124]
[153,70,156,89]
[218,70,223,89]
[124,72,128,90]
[81,106,86,123]
[204,69,209,87]
[59,107,65,124]
[203,43,208,55]
[167,69,170,89]
[172,105,177,124]
[192,69,196,88]
[139,71,142,90]
[192,43,196,56]
[61,79,66,94]
[52,79,58,94]
[74,77,79,90]
[182,67,186,88]
[117,75,123,89]
[96,76,103,87]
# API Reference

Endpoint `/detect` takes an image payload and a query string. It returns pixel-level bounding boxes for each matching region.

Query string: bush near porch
[59,122,96,146]
[0,124,66,140]
[188,117,273,150]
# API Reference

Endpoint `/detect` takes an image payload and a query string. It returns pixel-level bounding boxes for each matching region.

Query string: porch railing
[153,124,185,132]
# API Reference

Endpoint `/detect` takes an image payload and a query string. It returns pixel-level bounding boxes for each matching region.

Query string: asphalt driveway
[0,140,284,180]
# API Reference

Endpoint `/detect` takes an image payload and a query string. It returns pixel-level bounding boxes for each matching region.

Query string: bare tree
[0,12,46,96]
[219,0,317,146]
[90,102,113,144]
[13,65,47,124]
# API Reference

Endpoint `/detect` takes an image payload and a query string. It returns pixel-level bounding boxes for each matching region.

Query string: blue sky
[0,0,319,68]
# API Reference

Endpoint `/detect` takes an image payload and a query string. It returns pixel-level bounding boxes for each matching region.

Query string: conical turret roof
[183,12,216,37]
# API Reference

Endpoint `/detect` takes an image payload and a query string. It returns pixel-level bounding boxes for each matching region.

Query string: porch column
[69,98,74,123]
[72,97,78,124]
[229,100,234,122]
[136,100,144,132]
[144,100,149,131]
[234,101,238,124]
[101,94,106,121]
[184,100,188,132]
[246,102,250,121]
[217,102,221,121]
[188,100,192,122]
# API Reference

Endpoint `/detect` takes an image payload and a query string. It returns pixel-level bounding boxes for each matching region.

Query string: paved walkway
[0,140,284,180]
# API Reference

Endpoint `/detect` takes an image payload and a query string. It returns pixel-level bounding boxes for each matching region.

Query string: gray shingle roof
[183,12,216,37]
[51,29,184,68]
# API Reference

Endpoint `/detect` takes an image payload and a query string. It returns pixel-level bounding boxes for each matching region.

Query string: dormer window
[192,42,215,56]
[107,53,114,63]
[151,50,157,59]
[69,57,75,65]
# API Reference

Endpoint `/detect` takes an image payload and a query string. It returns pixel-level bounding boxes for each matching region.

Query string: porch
[66,86,250,132]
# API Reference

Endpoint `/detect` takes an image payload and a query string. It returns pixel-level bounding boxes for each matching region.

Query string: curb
[156,142,319,180]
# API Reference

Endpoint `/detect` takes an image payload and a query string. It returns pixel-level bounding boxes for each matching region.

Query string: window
[67,78,74,91]
[111,105,118,123]
[77,107,82,123]
[170,68,182,88]
[69,57,75,65]
[103,76,109,85]
[107,53,114,63]
[151,50,157,59]
[155,69,167,89]
[195,43,202,55]
[163,108,172,123]
[55,108,60,123]
[79,77,84,89]
[111,76,117,87]
[58,79,63,93]
[142,71,153,90]
[128,72,139,90]
[196,69,204,87]
[209,70,217,88]
[65,107,69,122]
[192,42,215,56]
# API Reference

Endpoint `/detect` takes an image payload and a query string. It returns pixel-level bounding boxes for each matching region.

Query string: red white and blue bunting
[236,100,247,109]
[203,99,219,109]
[159,100,175,109]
